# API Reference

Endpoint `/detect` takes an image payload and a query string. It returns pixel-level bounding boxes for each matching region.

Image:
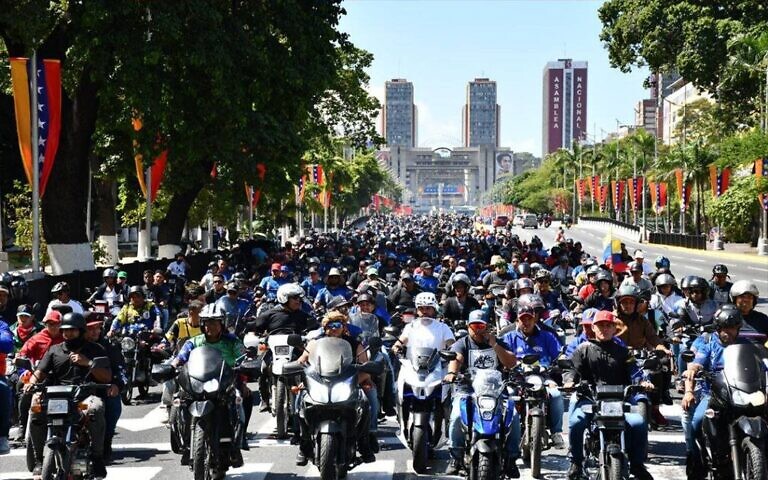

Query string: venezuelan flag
[602,234,625,270]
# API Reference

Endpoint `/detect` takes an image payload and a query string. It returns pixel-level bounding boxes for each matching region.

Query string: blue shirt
[314,286,353,307]
[300,278,325,299]
[0,320,13,354]
[693,334,753,393]
[415,274,439,293]
[259,276,289,300]
[501,327,562,367]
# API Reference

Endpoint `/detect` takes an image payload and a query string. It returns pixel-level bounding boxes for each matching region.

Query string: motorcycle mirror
[522,353,540,365]
[455,329,468,340]
[556,358,573,370]
[243,333,260,350]
[439,350,457,362]
[151,363,178,383]
[680,351,695,363]
[90,357,110,370]
[359,361,384,376]
[367,336,383,352]
[286,334,304,348]
[643,358,660,370]
[14,357,33,371]
[383,326,400,337]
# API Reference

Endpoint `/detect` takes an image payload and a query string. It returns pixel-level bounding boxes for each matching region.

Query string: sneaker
[504,461,520,479]
[369,433,379,454]
[259,403,271,413]
[445,458,462,475]
[629,464,653,480]
[33,463,42,476]
[0,437,9,455]
[652,406,669,427]
[550,432,566,449]
[567,463,583,480]
[180,450,190,466]
[92,458,107,478]
[295,451,308,466]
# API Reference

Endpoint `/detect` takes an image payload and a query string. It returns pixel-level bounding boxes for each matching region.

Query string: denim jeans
[681,392,708,455]
[0,376,11,437]
[547,387,564,433]
[448,392,521,459]
[568,395,647,466]
[365,386,379,432]
[104,394,123,440]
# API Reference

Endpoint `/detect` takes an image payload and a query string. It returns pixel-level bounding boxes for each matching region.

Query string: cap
[420,261,432,269]
[401,273,414,281]
[467,310,487,325]
[16,304,33,316]
[43,311,62,324]
[280,265,290,272]
[226,282,238,292]
[308,267,319,274]
[455,266,467,273]
[633,249,645,259]
[117,271,128,279]
[85,313,104,327]
[328,267,342,277]
[365,266,379,276]
[271,263,282,271]
[0,284,9,294]
[593,310,616,324]
[580,308,598,325]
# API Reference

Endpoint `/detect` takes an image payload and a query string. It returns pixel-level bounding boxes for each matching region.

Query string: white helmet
[277,283,305,304]
[731,280,759,301]
[200,303,225,321]
[414,292,438,309]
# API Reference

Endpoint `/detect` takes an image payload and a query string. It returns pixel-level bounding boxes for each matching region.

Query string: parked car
[493,215,509,227]
[512,215,524,226]
[522,214,538,229]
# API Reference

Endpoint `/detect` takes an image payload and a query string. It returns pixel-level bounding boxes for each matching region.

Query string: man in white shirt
[632,249,653,275]
[46,282,84,315]
[394,292,454,352]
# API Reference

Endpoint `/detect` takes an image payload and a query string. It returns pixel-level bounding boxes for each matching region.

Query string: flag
[322,171,334,209]
[210,162,218,179]
[755,158,768,211]
[675,169,691,212]
[627,177,644,211]
[132,117,168,203]
[590,175,600,201]
[312,164,325,201]
[611,180,625,213]
[659,182,668,211]
[576,178,586,202]
[599,184,610,212]
[649,181,666,214]
[602,233,625,271]
[649,181,658,212]
[709,165,731,198]
[10,57,62,198]
[245,163,267,208]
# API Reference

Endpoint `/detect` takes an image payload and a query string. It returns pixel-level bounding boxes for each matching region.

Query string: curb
[646,242,768,265]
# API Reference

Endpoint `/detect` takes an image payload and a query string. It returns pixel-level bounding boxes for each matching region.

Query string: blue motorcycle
[458,369,516,480]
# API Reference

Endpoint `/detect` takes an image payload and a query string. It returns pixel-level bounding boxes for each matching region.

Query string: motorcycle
[114,324,167,405]
[631,349,671,430]
[396,346,455,473]
[684,343,768,480]
[29,357,110,480]
[152,346,258,480]
[284,335,383,480]
[261,329,303,439]
[454,369,517,480]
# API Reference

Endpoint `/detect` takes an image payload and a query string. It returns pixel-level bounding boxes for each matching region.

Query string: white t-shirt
[402,318,455,350]
[167,260,187,277]
[46,299,84,315]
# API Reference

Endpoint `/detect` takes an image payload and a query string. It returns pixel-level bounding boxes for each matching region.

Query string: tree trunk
[157,180,206,258]
[95,178,119,264]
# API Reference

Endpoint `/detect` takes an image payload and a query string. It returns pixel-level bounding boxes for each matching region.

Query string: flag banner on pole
[296,165,309,205]
[322,171,334,209]
[252,162,266,207]
[599,184,610,212]
[590,175,600,201]
[210,162,217,179]
[649,181,658,212]
[611,180,625,213]
[709,165,731,198]
[754,158,768,211]
[132,117,168,202]
[649,181,667,213]
[675,169,691,212]
[602,233,626,271]
[312,164,325,201]
[576,178,586,202]
[10,57,62,197]
[659,182,668,211]
[627,177,643,211]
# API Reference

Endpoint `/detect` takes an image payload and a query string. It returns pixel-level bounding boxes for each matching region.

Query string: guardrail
[577,216,642,242]
[648,232,707,250]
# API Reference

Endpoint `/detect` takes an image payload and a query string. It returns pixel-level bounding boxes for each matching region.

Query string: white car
[523,214,538,229]
[512,215,524,226]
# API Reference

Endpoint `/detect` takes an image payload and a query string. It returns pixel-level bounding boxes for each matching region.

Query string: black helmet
[517,263,531,278]
[51,281,70,294]
[679,276,694,291]
[128,285,145,297]
[655,256,670,269]
[10,276,28,300]
[60,312,86,331]
[687,276,709,294]
[629,262,643,273]
[595,270,613,285]
[712,264,728,276]
[712,304,743,330]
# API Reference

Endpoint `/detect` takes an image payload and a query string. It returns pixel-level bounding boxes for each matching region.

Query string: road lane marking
[748,266,768,273]
[0,467,163,480]
[116,405,168,432]
[227,463,273,480]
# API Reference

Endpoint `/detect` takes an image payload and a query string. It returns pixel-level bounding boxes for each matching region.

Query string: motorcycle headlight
[526,375,544,392]
[47,399,69,415]
[202,379,219,393]
[121,337,136,351]
[477,396,496,410]
[190,378,204,394]
[330,380,353,402]
[599,401,624,417]
[732,390,765,407]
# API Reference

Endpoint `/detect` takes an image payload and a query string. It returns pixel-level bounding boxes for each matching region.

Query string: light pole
[759,65,768,255]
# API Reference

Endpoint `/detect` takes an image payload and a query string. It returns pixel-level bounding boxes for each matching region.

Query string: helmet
[712,304,743,330]
[516,278,534,291]
[730,280,759,301]
[655,256,670,269]
[60,312,86,331]
[414,292,438,309]
[451,273,471,287]
[614,284,640,309]
[517,293,545,314]
[595,270,613,284]
[517,263,532,277]
[51,281,69,294]
[586,265,601,276]
[679,276,694,291]
[534,269,552,283]
[276,283,305,304]
[128,285,145,297]
[10,276,28,300]
[103,268,118,279]
[712,264,728,275]
[200,303,226,326]
[654,274,677,288]
[530,262,543,275]
[559,255,569,264]
[629,262,643,273]
[687,276,709,293]
[356,293,375,304]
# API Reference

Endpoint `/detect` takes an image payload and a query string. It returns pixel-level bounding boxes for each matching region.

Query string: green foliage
[706,175,761,242]
[116,179,171,226]
[5,180,48,266]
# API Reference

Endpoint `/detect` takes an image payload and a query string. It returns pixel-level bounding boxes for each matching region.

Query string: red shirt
[19,329,64,363]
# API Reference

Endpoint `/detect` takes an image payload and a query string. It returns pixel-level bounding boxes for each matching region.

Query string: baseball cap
[280,265,290,272]
[633,249,645,259]
[420,261,432,269]
[17,304,33,316]
[328,268,342,277]
[86,313,104,327]
[467,310,487,325]
[43,311,62,324]
[365,266,379,276]
[226,282,238,292]
[271,263,282,271]
[0,284,9,294]
[117,271,128,279]
[580,308,598,325]
[308,267,319,274]
[593,310,616,324]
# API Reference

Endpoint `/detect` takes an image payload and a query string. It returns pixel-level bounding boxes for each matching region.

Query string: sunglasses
[325,321,343,330]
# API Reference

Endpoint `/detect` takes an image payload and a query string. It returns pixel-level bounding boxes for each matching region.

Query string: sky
[339,0,650,157]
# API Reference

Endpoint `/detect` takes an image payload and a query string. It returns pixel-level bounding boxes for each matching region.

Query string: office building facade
[463,78,500,148]
[542,59,588,155]
[382,79,417,148]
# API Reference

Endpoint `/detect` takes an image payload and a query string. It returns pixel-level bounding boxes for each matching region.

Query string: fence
[648,232,707,250]
[578,216,642,242]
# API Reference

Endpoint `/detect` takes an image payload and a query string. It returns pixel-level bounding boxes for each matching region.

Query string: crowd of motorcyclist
[0,213,767,480]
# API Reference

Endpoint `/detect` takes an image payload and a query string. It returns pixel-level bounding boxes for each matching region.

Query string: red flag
[322,171,334,209]
[627,177,643,210]
[599,184,610,212]
[590,175,600,201]
[709,165,730,198]
[659,182,668,211]
[611,180,625,213]
[675,169,691,212]
[576,178,586,202]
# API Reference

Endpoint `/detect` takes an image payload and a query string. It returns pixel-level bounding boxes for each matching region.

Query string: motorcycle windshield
[350,313,379,341]
[722,343,766,394]
[471,369,504,397]
[407,347,438,372]
[310,337,353,377]
[187,346,224,382]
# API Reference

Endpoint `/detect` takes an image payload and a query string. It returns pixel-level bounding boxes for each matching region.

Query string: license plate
[51,419,64,426]
[274,346,290,356]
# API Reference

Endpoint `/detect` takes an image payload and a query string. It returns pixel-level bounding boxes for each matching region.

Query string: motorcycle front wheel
[121,370,134,405]
[475,451,497,480]
[192,421,213,480]
[274,378,289,439]
[41,445,69,480]
[317,434,340,480]
[742,437,768,480]
[604,451,626,480]
[411,425,429,474]
[530,415,544,479]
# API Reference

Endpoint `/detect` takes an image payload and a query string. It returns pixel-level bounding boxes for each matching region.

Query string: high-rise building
[635,98,657,136]
[382,79,417,147]
[542,59,588,156]
[462,78,500,148]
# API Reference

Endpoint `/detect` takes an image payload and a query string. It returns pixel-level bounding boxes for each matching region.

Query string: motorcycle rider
[563,310,653,480]
[415,262,439,293]
[87,268,126,312]
[576,265,601,301]
[584,269,615,311]
[550,256,573,285]
[708,264,732,307]
[300,267,325,300]
[24,312,111,478]
[10,304,43,351]
[533,269,568,315]
[621,262,654,293]
[293,311,377,465]
[258,263,289,300]
[388,272,423,309]
[164,300,204,353]
[314,268,352,309]
[46,282,85,315]
[483,256,513,290]
[215,281,250,332]
[444,310,521,478]
[83,314,127,460]
[500,294,566,449]
[729,280,768,335]
[108,286,163,336]
[680,304,756,478]
[171,303,251,465]
[393,292,455,352]
[0,308,12,454]
[441,273,480,324]
[649,274,683,331]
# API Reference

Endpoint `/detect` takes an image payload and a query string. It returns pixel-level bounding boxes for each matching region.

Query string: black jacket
[564,339,639,386]
[249,305,316,335]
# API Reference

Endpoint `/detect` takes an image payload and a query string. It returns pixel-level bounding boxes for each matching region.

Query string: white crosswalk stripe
[0,466,163,480]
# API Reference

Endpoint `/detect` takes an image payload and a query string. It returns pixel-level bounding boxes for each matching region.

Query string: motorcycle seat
[594,385,624,399]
